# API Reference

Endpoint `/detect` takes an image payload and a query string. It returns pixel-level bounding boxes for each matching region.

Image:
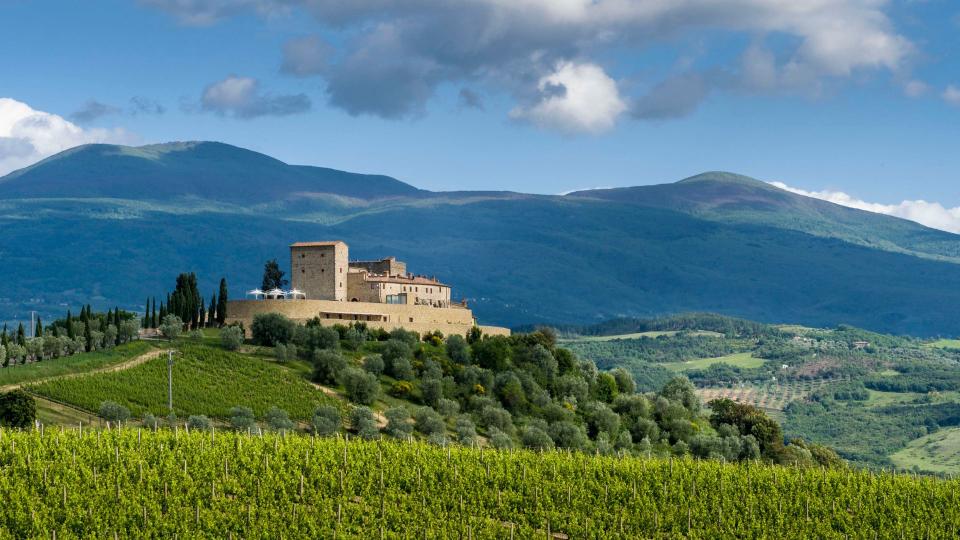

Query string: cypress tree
[1,324,8,348]
[84,320,92,352]
[66,310,75,339]
[208,294,217,326]
[17,323,25,346]
[217,278,228,325]
[144,298,150,328]
[151,298,157,329]
[35,317,43,338]
[199,302,206,329]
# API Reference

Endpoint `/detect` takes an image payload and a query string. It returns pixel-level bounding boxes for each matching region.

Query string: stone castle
[225,241,509,337]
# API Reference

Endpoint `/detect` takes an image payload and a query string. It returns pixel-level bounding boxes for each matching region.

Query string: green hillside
[559,313,960,473]
[0,141,422,202]
[2,143,960,336]
[0,429,956,538]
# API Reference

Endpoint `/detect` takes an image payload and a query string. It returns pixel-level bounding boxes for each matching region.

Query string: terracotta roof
[363,275,448,287]
[290,241,346,248]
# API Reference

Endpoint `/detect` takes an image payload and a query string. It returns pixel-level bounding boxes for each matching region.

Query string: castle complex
[225,241,509,337]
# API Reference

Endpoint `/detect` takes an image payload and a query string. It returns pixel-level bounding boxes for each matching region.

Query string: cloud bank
[200,75,311,118]
[0,98,134,177]
[770,181,960,234]
[144,0,914,133]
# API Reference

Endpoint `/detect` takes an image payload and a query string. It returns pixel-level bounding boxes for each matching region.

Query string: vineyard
[696,379,837,411]
[0,428,957,538]
[27,344,341,421]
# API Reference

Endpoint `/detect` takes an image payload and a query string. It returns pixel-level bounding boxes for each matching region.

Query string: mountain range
[2,141,959,336]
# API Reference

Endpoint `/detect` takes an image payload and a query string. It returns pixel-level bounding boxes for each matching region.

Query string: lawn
[29,342,342,421]
[666,352,765,372]
[927,339,960,350]
[0,341,157,389]
[891,427,960,475]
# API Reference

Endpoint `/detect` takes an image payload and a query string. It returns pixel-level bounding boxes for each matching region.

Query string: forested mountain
[2,142,959,336]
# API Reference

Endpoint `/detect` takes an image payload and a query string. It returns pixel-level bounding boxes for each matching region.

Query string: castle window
[321,268,324,273]
[409,317,414,323]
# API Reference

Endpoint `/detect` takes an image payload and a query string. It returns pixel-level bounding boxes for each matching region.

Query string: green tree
[99,401,131,423]
[312,405,341,436]
[251,313,295,346]
[160,314,184,340]
[217,278,228,325]
[0,391,36,428]
[264,406,294,431]
[229,406,256,432]
[312,350,347,385]
[220,326,244,351]
[261,260,287,291]
[340,367,380,405]
[384,407,413,439]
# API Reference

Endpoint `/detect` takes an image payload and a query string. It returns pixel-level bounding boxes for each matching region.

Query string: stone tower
[290,241,348,301]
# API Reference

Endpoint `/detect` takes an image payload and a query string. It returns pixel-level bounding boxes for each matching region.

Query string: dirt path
[0,348,172,393]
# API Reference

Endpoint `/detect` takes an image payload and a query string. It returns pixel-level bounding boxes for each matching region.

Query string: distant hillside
[568,172,960,262]
[0,142,422,202]
[2,143,960,336]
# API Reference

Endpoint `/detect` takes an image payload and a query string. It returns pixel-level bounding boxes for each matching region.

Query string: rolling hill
[2,142,959,336]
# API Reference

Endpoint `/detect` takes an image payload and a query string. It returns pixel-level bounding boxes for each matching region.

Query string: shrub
[521,426,554,450]
[389,381,414,398]
[350,406,379,440]
[294,324,340,353]
[275,343,298,362]
[312,350,347,385]
[159,315,183,340]
[384,407,413,439]
[99,401,131,423]
[548,420,590,451]
[420,377,443,407]
[312,405,341,436]
[0,390,36,428]
[142,413,159,430]
[251,313,295,347]
[363,354,385,376]
[188,415,213,431]
[436,398,460,418]
[455,416,478,446]
[389,357,414,381]
[220,325,244,351]
[264,406,294,431]
[414,406,446,436]
[479,405,514,433]
[381,339,412,371]
[427,433,448,446]
[488,427,514,449]
[340,367,380,405]
[229,406,256,431]
[446,334,470,364]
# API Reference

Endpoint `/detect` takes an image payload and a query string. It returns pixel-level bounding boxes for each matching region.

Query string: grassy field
[560,330,724,343]
[891,427,960,474]
[928,339,960,349]
[666,352,765,372]
[34,396,99,426]
[0,341,157,389]
[29,342,342,421]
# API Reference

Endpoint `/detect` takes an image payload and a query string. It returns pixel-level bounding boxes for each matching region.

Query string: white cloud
[0,98,134,177]
[200,75,311,118]
[942,85,960,106]
[770,181,960,234]
[145,0,914,129]
[510,61,626,134]
[903,80,928,98]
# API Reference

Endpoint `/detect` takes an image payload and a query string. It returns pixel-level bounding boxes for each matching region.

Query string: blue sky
[1,0,959,226]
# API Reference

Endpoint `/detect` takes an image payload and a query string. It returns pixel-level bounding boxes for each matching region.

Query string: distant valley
[2,141,960,336]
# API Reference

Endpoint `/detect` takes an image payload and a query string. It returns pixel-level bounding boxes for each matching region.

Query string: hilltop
[2,142,960,335]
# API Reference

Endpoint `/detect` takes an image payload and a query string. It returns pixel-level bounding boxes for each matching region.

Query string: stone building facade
[226,240,509,337]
